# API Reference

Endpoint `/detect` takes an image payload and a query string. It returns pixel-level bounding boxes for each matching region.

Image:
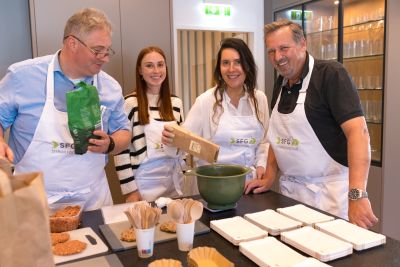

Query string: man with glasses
[0,8,130,211]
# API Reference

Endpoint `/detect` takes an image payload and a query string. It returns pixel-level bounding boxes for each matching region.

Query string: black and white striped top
[114,93,184,195]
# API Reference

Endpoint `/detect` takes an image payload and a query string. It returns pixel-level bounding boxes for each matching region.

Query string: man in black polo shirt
[245,19,378,229]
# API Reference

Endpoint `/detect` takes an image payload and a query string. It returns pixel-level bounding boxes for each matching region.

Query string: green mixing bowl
[187,164,251,210]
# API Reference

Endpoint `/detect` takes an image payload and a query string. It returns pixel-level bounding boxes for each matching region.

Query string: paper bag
[171,124,219,163]
[0,158,54,267]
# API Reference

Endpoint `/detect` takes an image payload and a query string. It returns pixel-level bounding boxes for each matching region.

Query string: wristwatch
[348,188,368,200]
[106,136,115,154]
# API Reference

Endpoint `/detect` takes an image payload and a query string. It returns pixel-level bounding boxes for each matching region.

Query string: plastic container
[49,202,84,233]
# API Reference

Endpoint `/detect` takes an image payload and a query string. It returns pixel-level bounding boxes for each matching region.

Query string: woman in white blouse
[163,38,269,182]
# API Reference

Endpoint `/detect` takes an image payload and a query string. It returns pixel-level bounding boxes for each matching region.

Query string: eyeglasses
[64,35,115,59]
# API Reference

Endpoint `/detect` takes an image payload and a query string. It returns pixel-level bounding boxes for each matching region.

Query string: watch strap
[106,135,115,154]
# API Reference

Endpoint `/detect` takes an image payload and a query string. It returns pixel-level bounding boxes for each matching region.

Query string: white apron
[135,119,184,202]
[14,51,112,211]
[211,98,264,181]
[267,55,349,219]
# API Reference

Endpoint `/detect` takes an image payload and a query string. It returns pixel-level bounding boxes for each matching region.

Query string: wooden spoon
[167,201,184,224]
[189,201,203,222]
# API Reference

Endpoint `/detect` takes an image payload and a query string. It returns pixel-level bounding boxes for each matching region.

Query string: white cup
[176,221,195,251]
[134,227,155,258]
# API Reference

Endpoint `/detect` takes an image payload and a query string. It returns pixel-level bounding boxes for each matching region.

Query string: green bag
[66,81,102,155]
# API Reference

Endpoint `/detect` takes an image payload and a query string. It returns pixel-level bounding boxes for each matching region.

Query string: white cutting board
[101,202,137,224]
[54,227,108,265]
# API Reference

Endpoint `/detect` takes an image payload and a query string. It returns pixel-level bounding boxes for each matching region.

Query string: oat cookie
[52,240,87,256]
[51,232,70,245]
[120,228,136,242]
[159,220,176,233]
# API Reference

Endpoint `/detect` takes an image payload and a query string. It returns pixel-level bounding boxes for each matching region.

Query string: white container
[280,226,353,262]
[315,219,386,251]
[277,204,334,227]
[244,209,302,236]
[210,216,267,246]
[239,237,331,267]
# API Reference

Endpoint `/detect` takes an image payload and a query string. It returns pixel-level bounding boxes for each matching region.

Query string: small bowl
[188,164,250,210]
[148,259,183,267]
[187,246,234,267]
[49,201,84,233]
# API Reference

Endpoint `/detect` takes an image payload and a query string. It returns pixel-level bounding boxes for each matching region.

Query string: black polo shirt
[270,54,363,167]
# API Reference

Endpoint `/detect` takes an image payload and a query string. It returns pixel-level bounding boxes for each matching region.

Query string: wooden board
[99,214,210,251]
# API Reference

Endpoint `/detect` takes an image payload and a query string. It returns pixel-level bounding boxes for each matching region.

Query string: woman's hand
[161,124,175,146]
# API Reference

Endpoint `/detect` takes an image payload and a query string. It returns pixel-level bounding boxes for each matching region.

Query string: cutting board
[54,227,108,265]
[59,254,122,267]
[99,214,210,251]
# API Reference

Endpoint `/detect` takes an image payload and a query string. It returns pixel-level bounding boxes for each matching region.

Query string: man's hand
[125,190,142,202]
[0,141,14,162]
[348,198,379,229]
[88,130,110,154]
[254,166,265,179]
[244,178,271,195]
[161,124,175,146]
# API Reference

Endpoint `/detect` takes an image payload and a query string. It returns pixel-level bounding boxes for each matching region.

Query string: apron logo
[229,137,257,145]
[154,143,165,150]
[51,141,75,154]
[276,137,300,148]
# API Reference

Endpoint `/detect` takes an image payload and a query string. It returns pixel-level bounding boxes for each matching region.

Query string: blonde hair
[63,8,112,40]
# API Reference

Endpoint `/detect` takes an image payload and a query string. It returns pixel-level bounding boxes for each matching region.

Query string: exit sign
[205,4,231,16]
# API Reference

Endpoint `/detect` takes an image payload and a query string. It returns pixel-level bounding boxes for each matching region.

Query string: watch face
[349,188,361,200]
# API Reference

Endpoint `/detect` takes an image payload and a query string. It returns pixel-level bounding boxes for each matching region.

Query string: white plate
[315,219,386,250]
[277,204,335,226]
[210,216,267,246]
[244,209,302,236]
[280,226,353,262]
[54,227,108,265]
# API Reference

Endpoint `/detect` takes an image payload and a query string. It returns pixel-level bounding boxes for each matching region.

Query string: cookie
[159,221,176,233]
[51,232,70,245]
[52,240,87,256]
[120,228,136,242]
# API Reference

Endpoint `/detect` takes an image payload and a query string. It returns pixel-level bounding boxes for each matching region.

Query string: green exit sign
[205,4,231,16]
[290,10,313,21]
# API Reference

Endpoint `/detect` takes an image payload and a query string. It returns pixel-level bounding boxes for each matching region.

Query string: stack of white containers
[210,204,386,267]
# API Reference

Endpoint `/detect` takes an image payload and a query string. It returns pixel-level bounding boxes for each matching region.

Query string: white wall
[172,0,265,98]
[382,0,400,241]
[0,0,32,78]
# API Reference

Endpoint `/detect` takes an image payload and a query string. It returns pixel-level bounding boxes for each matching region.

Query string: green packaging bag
[66,81,102,155]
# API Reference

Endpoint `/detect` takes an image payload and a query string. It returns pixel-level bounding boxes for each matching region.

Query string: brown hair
[212,38,263,126]
[264,18,305,44]
[135,46,174,125]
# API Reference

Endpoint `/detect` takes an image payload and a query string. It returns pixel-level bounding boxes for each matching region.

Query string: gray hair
[63,8,112,40]
[264,18,305,44]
